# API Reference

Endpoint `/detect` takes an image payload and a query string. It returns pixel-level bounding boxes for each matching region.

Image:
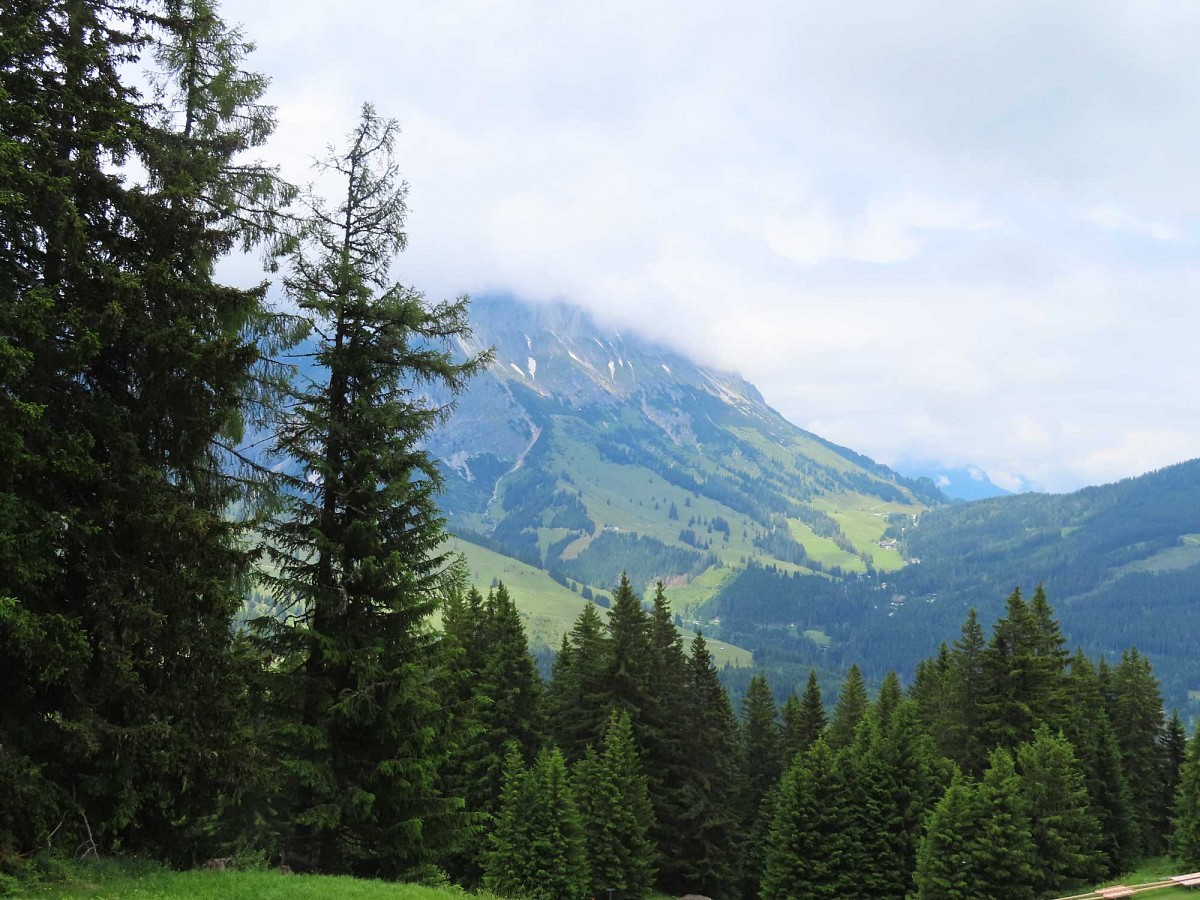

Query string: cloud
[1082,206,1182,241]
[764,194,999,266]
[218,0,1200,492]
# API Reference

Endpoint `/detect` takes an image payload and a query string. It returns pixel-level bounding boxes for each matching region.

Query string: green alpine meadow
[3,2,1200,900]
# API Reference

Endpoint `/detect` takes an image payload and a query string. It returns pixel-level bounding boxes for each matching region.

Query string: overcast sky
[220,0,1200,493]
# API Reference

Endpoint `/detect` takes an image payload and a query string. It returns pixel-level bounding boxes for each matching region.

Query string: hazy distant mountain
[896,463,1014,501]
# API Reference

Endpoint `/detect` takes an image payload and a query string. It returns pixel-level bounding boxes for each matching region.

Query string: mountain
[883,460,1200,705]
[424,295,1200,716]
[430,295,943,609]
[896,462,1014,501]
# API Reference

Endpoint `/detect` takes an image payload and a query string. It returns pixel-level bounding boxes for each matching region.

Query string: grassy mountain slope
[446,536,752,668]
[433,295,940,611]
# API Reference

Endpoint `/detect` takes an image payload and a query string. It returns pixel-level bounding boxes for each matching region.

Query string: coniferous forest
[3,2,1200,899]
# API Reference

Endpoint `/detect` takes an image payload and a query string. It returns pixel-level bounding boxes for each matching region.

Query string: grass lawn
[18,862,497,900]
[1092,856,1200,897]
[16,861,679,900]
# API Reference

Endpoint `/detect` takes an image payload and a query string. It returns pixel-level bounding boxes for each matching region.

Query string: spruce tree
[573,711,657,898]
[675,633,742,898]
[838,712,905,898]
[974,749,1035,900]
[643,583,693,892]
[0,0,287,857]
[875,670,903,728]
[486,747,589,900]
[981,589,1044,751]
[739,673,782,900]
[545,601,612,760]
[1016,725,1104,895]
[440,583,543,880]
[782,668,827,760]
[1109,648,1166,855]
[742,674,784,810]
[606,573,655,744]
[1064,649,1139,873]
[910,643,952,742]
[259,106,485,874]
[762,740,848,900]
[914,775,985,900]
[828,663,869,750]
[1162,710,1188,847]
[947,609,988,774]
[879,699,942,897]
[1172,724,1200,868]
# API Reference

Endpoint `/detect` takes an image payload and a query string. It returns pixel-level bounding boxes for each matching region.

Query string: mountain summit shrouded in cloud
[220,0,1200,491]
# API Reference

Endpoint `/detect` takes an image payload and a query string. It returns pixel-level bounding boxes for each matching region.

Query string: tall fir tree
[572,711,657,899]
[947,609,988,774]
[485,746,589,900]
[762,740,848,900]
[828,663,869,750]
[673,633,742,898]
[1109,647,1167,855]
[739,673,782,900]
[1016,725,1104,895]
[1171,724,1200,868]
[258,106,486,874]
[914,774,986,900]
[545,601,612,760]
[0,0,287,857]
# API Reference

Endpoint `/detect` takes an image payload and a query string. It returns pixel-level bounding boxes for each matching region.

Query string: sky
[218,0,1200,493]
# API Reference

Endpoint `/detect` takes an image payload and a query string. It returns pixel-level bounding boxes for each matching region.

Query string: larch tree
[259,105,487,875]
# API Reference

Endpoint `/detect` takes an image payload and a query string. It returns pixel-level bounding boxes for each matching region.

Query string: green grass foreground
[12,860,678,900]
[13,861,502,900]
